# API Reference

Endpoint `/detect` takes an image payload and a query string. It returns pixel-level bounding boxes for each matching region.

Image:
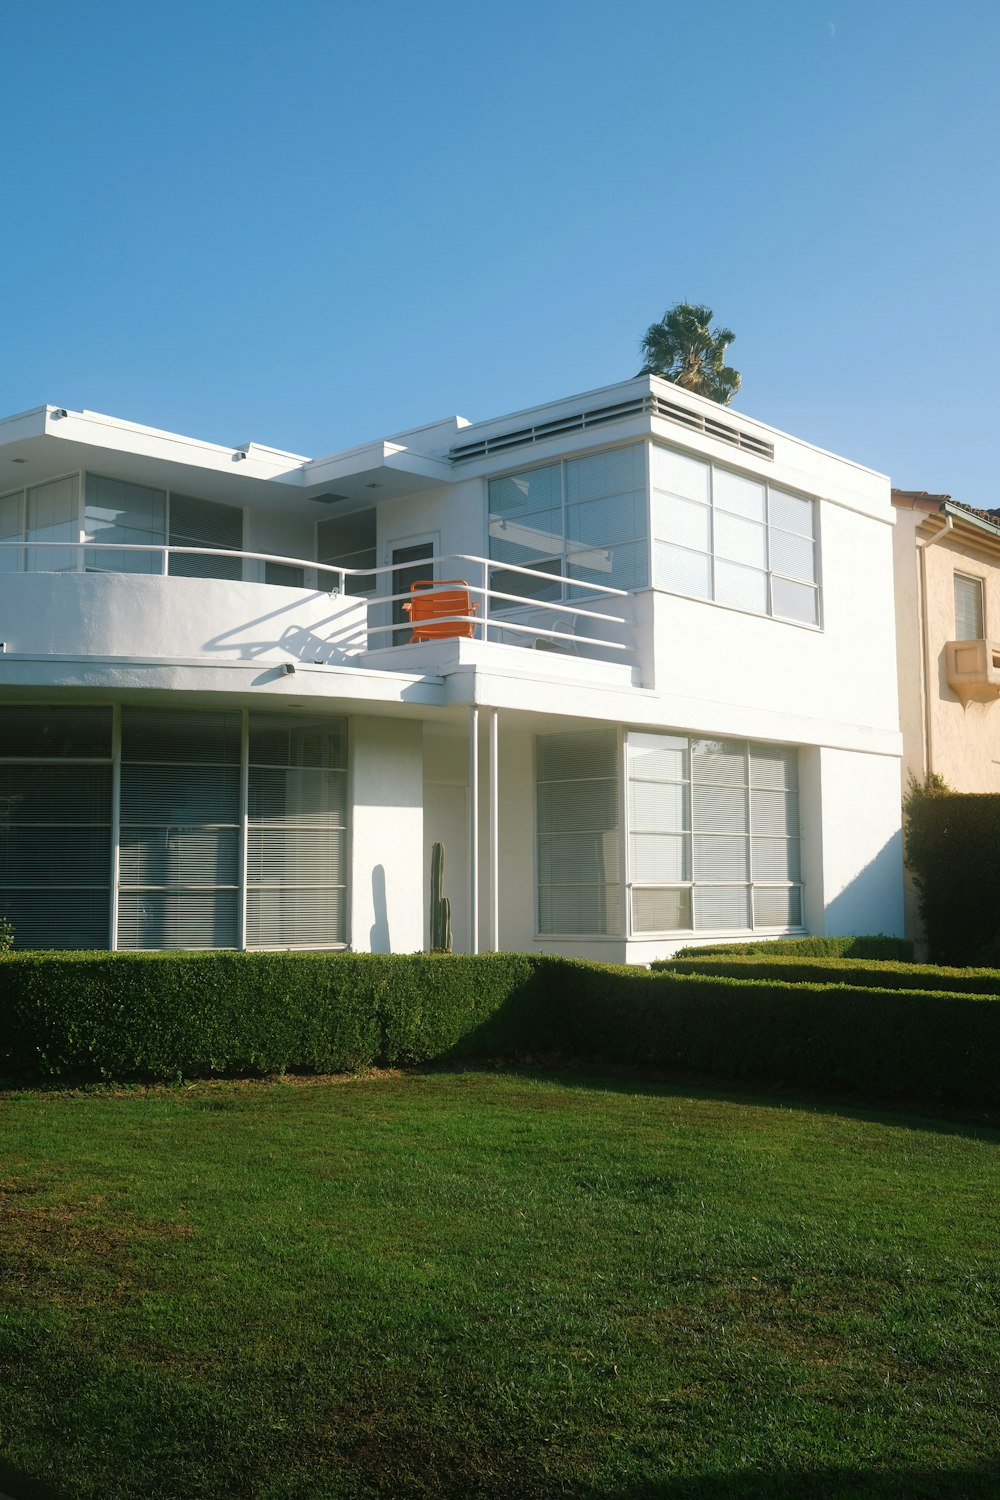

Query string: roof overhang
[0,405,456,517]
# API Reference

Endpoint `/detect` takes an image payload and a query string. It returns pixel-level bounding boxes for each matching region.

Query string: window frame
[953,571,986,641]
[651,444,823,629]
[624,730,804,939]
[488,442,650,608]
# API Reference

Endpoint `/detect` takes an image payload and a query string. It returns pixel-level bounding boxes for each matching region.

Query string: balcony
[946,638,1000,703]
[0,541,638,684]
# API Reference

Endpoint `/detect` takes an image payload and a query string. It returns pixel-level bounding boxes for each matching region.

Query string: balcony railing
[0,541,635,665]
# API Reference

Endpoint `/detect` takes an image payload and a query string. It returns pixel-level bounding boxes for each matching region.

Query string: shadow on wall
[823,828,905,936]
[370,864,390,953]
[204,591,370,665]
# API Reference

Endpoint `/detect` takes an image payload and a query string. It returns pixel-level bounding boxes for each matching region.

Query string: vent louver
[450,394,774,464]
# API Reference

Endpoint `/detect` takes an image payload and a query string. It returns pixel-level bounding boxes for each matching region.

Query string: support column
[489,707,499,952]
[469,705,479,954]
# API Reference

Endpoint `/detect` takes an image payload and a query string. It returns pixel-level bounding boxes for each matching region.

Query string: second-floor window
[317,511,377,595]
[954,573,985,640]
[488,445,648,604]
[652,446,820,626]
[0,474,243,581]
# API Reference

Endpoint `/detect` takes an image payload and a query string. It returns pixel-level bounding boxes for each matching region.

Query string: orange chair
[403,580,478,642]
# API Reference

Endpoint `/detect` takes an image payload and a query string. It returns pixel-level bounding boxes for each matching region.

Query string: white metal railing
[0,541,636,662]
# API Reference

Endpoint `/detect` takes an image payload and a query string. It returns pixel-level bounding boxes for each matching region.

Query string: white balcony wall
[0,573,370,666]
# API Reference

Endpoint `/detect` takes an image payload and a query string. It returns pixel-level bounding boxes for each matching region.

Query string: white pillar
[469,705,479,954]
[489,707,499,951]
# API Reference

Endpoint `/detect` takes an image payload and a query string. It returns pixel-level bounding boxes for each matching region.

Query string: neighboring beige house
[892,490,1000,792]
[893,489,1000,947]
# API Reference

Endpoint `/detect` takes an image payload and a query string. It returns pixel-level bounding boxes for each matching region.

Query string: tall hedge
[905,790,1000,964]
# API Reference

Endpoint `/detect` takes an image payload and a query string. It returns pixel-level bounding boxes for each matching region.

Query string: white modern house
[0,376,905,958]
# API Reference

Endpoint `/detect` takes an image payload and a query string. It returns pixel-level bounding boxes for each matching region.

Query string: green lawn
[0,1070,998,1499]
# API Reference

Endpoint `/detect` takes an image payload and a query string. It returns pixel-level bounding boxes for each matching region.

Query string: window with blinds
[954,573,985,640]
[246,713,348,948]
[627,732,801,935]
[0,706,113,948]
[536,729,621,935]
[117,708,242,949]
[651,446,819,626]
[168,494,243,581]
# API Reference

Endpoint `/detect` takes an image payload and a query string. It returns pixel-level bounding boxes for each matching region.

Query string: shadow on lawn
[437,1060,1000,1146]
[578,1464,1000,1500]
[579,1463,1000,1499]
[0,1458,68,1500]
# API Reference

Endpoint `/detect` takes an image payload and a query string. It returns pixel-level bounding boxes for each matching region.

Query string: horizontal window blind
[0,751,112,949]
[118,708,240,950]
[246,713,347,949]
[536,729,621,936]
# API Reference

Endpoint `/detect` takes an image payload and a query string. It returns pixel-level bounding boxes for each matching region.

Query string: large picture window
[628,732,801,934]
[0,705,348,951]
[489,446,647,604]
[651,446,819,626]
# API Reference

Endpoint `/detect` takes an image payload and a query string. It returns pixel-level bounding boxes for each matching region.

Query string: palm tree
[638,302,741,406]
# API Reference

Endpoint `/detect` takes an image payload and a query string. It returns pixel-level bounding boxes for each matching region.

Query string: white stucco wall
[643,499,900,752]
[349,716,423,953]
[800,745,904,937]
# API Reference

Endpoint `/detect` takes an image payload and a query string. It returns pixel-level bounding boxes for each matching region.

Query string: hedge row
[0,951,551,1081]
[1,951,998,1110]
[557,961,1000,1109]
[650,954,1000,995]
[671,935,914,961]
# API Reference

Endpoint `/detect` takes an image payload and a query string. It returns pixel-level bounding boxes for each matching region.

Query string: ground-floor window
[535,726,801,938]
[0,705,347,950]
[627,732,800,934]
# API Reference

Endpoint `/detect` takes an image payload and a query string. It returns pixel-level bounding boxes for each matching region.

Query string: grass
[0,1070,998,1499]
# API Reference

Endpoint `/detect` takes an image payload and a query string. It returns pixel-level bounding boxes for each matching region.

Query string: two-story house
[0,376,905,958]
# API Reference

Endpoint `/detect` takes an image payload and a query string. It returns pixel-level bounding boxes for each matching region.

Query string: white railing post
[480,558,490,642]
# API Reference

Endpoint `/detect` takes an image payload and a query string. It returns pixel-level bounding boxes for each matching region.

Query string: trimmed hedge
[649,954,1000,995]
[0,951,551,1081]
[1,950,998,1110]
[905,791,1000,964]
[554,961,1000,1109]
[670,935,914,961]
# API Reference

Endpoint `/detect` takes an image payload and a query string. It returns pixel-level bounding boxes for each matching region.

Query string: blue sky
[3,0,999,500]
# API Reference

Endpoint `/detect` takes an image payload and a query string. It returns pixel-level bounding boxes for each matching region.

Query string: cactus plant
[430,841,452,953]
